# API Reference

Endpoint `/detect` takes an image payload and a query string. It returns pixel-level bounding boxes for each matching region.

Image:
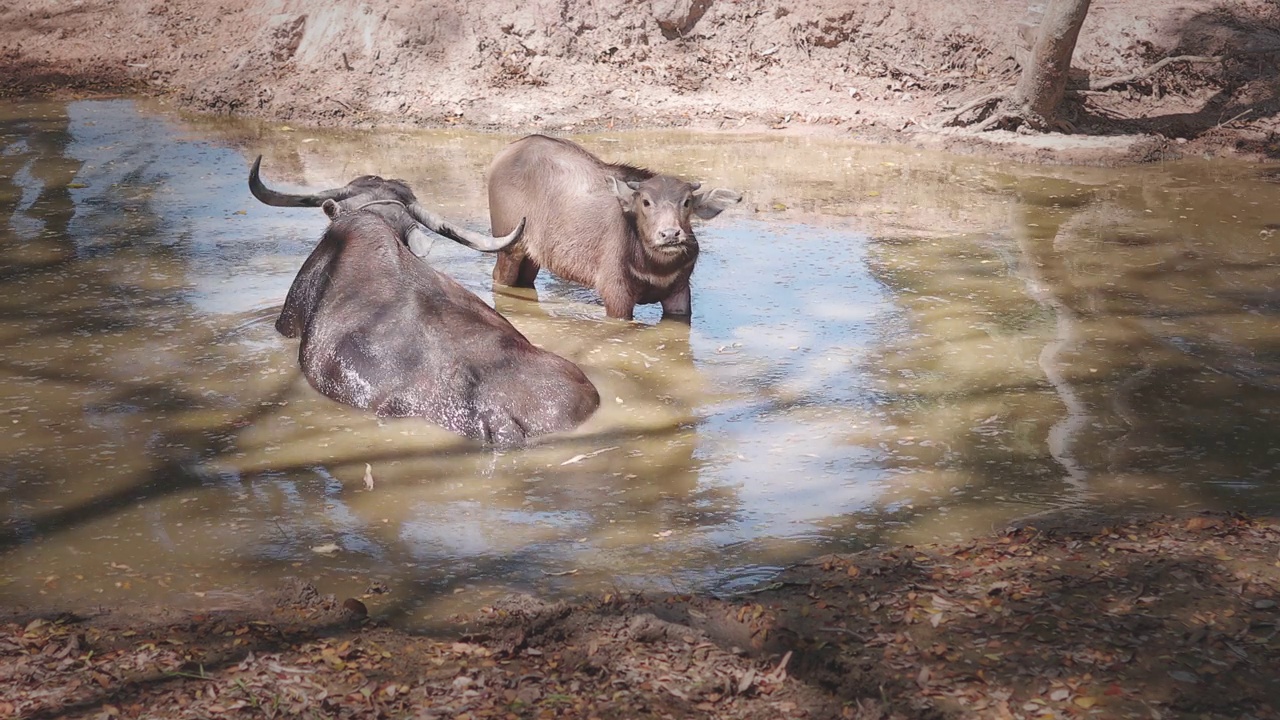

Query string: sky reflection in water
[1,99,1278,624]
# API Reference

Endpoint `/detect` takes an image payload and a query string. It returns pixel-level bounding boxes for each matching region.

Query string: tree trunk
[1010,0,1092,129]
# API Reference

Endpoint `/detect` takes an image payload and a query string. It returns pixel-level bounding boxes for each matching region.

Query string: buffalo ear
[691,187,742,220]
[608,176,637,212]
[322,199,342,219]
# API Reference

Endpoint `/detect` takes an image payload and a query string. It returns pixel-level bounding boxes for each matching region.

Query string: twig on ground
[1216,108,1253,130]
[166,665,214,681]
[818,626,868,640]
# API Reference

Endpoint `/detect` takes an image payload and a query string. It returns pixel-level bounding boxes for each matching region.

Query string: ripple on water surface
[2,99,1279,624]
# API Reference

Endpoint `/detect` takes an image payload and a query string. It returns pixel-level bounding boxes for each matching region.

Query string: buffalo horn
[248,156,354,207]
[406,202,525,253]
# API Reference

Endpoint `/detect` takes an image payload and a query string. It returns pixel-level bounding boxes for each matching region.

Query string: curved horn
[248,155,353,208]
[405,202,525,253]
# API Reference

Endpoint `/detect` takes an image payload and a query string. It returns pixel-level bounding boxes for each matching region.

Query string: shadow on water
[0,102,299,557]
[2,98,1279,626]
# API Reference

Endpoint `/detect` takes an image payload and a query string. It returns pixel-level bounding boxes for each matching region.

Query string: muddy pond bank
[3,0,1280,165]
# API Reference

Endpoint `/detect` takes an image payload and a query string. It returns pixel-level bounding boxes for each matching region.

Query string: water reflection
[1,99,1278,625]
[1009,178,1280,501]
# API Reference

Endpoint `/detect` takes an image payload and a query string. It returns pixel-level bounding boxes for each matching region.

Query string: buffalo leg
[493,250,530,287]
[516,257,541,287]
[601,289,636,321]
[660,284,692,318]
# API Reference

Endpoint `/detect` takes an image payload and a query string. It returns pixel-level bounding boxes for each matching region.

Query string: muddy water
[2,99,1278,624]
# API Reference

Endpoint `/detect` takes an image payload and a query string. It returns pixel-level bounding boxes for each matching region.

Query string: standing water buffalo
[248,156,600,445]
[487,135,742,320]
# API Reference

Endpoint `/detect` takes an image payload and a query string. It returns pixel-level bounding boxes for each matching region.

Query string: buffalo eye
[683,197,692,207]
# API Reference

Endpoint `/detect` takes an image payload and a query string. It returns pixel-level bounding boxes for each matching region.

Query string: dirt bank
[4,513,1278,719]
[2,0,1279,165]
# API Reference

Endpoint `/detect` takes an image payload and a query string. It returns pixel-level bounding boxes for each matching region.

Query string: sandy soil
[4,512,1278,719]
[2,0,1279,165]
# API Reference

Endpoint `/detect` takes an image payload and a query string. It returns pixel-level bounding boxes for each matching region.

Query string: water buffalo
[248,156,600,445]
[487,135,741,321]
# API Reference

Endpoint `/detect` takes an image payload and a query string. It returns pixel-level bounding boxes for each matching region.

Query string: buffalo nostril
[659,228,680,242]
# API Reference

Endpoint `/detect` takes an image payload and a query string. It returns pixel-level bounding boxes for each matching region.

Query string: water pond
[2,99,1278,625]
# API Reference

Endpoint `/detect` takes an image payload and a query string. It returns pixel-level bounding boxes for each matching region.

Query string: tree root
[1088,54,1222,91]
[944,101,1073,134]
[975,111,1017,131]
[939,54,1224,132]
[940,90,1066,131]
[940,91,1006,127]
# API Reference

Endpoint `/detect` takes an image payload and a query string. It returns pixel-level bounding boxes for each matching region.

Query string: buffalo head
[608,174,741,255]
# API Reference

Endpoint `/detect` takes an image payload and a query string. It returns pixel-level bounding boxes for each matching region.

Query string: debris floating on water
[560,446,620,465]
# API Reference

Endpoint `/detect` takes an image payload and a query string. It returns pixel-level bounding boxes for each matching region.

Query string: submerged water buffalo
[487,135,742,320]
[248,156,600,445]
